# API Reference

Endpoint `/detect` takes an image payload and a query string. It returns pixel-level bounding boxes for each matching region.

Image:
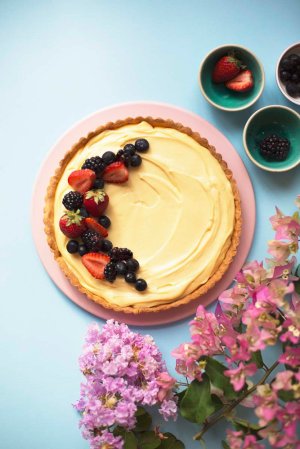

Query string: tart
[44,117,242,314]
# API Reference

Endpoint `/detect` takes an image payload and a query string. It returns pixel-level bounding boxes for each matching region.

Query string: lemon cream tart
[44,117,241,313]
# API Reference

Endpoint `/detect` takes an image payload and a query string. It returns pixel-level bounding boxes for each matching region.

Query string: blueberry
[102,151,116,165]
[124,143,136,156]
[135,278,147,291]
[67,240,79,253]
[115,261,128,275]
[288,53,300,66]
[126,258,139,272]
[286,81,298,96]
[99,215,111,228]
[78,244,88,256]
[280,70,290,81]
[135,138,149,153]
[79,207,89,218]
[130,154,142,167]
[280,57,293,70]
[125,272,136,283]
[93,178,104,189]
[291,73,299,82]
[101,239,113,252]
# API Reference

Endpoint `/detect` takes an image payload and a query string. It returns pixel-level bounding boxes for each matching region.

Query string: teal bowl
[198,44,265,111]
[243,105,300,172]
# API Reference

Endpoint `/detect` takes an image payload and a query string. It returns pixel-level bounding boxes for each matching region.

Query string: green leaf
[278,389,295,402]
[222,441,230,449]
[124,431,138,449]
[136,406,147,416]
[233,417,261,431]
[211,394,224,412]
[295,279,300,295]
[138,431,161,449]
[135,409,152,432]
[180,375,216,423]
[159,433,185,449]
[176,388,187,406]
[205,357,238,399]
[251,350,264,369]
[113,426,126,437]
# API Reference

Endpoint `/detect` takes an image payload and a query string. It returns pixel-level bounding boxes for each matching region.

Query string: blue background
[1,1,300,448]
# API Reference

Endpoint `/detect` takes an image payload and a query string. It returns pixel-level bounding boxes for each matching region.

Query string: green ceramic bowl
[198,44,265,111]
[243,105,300,172]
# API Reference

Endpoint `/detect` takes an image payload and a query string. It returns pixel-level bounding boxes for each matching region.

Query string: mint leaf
[180,375,216,423]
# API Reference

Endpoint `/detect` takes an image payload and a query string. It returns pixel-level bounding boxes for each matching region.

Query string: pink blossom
[236,261,268,293]
[272,370,294,392]
[276,402,300,445]
[243,435,264,449]
[279,346,300,368]
[268,240,296,262]
[280,316,300,344]
[226,429,244,449]
[275,220,300,242]
[254,384,279,427]
[271,257,297,280]
[223,335,251,363]
[157,372,176,402]
[270,207,287,230]
[189,305,222,355]
[224,362,257,391]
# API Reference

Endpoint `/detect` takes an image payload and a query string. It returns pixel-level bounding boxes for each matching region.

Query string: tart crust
[44,117,242,314]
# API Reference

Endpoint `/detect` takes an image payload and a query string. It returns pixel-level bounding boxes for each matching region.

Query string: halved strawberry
[59,210,87,238]
[212,55,244,83]
[83,189,109,217]
[103,162,129,184]
[85,217,108,238]
[68,169,96,194]
[225,69,254,92]
[82,252,110,279]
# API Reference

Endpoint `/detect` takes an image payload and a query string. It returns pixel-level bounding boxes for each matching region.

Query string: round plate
[31,101,256,326]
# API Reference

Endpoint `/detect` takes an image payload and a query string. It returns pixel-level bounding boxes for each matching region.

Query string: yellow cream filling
[54,122,235,308]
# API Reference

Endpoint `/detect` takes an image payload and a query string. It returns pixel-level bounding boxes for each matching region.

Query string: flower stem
[193,360,279,441]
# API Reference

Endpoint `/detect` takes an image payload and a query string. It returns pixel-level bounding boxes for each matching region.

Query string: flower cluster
[172,196,300,448]
[75,320,177,449]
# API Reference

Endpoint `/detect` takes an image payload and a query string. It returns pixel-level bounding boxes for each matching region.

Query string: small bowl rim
[243,104,300,172]
[276,41,300,106]
[198,44,265,112]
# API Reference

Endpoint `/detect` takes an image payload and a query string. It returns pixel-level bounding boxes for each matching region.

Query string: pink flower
[268,240,297,262]
[243,435,264,449]
[223,335,251,363]
[226,429,243,449]
[236,261,268,293]
[157,372,176,402]
[189,305,223,356]
[254,384,279,427]
[224,362,257,391]
[272,370,294,392]
[279,346,300,368]
[275,220,300,242]
[276,402,300,445]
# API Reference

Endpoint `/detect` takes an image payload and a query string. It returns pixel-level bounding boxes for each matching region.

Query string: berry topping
[126,258,139,272]
[280,70,291,82]
[82,252,110,279]
[68,169,96,194]
[93,178,105,189]
[98,215,111,229]
[135,278,147,291]
[104,262,117,282]
[130,154,142,167]
[109,247,133,262]
[78,244,88,256]
[125,272,136,283]
[81,229,103,251]
[103,162,129,184]
[135,138,149,153]
[225,69,254,92]
[85,217,108,238]
[62,191,83,211]
[102,151,116,165]
[278,53,300,98]
[212,54,243,83]
[79,206,89,218]
[59,210,87,238]
[115,261,128,275]
[82,156,106,174]
[101,239,113,253]
[286,81,299,96]
[259,134,290,162]
[66,240,79,254]
[124,143,136,156]
[83,189,109,217]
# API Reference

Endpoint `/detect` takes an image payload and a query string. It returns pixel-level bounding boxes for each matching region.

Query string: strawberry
[103,162,129,184]
[83,189,109,217]
[212,55,244,83]
[82,252,110,279]
[68,169,96,194]
[59,210,87,238]
[85,217,108,238]
[225,69,254,92]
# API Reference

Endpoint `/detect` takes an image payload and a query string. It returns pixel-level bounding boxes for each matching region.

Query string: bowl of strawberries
[198,44,265,111]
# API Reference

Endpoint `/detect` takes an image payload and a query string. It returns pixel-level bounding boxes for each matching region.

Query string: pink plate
[31,101,255,326]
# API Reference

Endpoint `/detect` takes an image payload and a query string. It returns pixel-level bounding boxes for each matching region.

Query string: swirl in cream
[54,122,235,308]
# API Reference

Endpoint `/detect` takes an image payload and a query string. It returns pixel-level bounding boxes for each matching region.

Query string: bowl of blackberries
[243,105,300,172]
[276,42,300,105]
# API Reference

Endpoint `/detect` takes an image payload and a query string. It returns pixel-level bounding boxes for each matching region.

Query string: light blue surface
[1,1,300,448]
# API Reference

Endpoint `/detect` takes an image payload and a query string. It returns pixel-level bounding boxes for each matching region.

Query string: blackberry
[115,149,130,167]
[62,191,83,211]
[81,229,102,251]
[82,156,106,174]
[109,247,133,261]
[259,134,290,162]
[104,262,117,282]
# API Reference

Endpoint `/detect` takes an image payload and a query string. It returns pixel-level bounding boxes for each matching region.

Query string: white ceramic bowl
[276,42,300,106]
